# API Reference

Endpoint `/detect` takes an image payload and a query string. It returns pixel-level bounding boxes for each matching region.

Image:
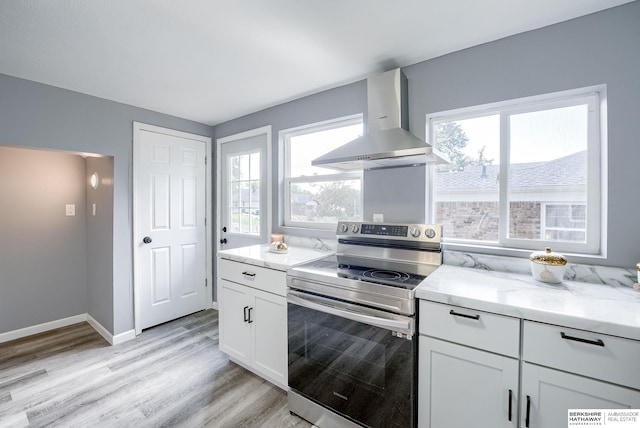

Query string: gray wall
[0,74,212,335]
[364,165,427,223]
[0,146,87,333]
[85,156,114,332]
[215,1,640,268]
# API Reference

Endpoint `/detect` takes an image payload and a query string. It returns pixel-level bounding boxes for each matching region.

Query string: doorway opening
[0,144,114,342]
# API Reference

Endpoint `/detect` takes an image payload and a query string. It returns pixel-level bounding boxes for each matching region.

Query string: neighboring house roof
[231,186,259,203]
[435,151,587,191]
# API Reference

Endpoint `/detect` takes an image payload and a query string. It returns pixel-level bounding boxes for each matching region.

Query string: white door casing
[133,122,212,334]
[216,126,272,251]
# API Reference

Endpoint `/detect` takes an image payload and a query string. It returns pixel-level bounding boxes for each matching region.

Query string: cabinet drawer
[523,321,640,390]
[219,259,286,296]
[419,300,520,358]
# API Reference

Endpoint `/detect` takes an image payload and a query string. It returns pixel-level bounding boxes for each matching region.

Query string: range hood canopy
[312,68,448,171]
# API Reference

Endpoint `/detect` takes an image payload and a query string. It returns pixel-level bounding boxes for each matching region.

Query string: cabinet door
[219,279,251,365]
[521,363,640,428]
[251,288,287,388]
[419,337,518,428]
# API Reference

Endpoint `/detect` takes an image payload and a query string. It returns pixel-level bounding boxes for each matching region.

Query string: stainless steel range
[286,221,443,428]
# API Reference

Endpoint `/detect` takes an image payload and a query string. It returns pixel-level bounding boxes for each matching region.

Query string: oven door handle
[287,290,414,336]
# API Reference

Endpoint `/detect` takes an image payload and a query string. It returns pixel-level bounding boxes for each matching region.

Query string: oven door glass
[288,296,416,428]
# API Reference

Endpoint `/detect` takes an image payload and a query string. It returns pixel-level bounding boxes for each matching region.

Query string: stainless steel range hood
[312,68,448,171]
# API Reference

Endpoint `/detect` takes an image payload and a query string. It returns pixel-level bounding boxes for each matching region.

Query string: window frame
[426,86,605,256]
[281,114,364,230]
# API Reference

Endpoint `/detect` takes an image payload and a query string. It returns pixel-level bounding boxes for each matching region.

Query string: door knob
[143,236,152,244]
[220,238,227,244]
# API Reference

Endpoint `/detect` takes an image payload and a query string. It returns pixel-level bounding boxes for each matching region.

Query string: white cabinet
[418,301,520,428]
[419,300,640,428]
[218,259,287,389]
[520,321,640,428]
[521,363,640,428]
[419,338,519,428]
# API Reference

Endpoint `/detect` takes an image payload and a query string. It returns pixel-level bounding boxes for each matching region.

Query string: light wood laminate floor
[0,309,312,428]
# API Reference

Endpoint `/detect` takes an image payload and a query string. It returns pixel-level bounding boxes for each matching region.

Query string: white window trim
[426,85,606,258]
[281,114,363,231]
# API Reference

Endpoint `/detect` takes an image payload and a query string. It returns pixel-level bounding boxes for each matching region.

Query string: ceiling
[0,0,634,126]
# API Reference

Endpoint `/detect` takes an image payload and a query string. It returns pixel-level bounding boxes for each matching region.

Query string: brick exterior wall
[508,201,541,239]
[436,201,541,240]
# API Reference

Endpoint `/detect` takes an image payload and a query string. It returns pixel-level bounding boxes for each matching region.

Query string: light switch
[65,204,76,216]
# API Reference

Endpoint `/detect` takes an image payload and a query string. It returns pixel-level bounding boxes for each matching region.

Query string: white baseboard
[0,314,137,346]
[85,314,111,344]
[0,314,87,344]
[112,329,136,345]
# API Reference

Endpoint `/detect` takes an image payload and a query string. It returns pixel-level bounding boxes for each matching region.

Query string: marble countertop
[217,244,333,271]
[416,265,640,341]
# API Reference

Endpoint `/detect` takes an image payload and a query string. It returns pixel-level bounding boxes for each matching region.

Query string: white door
[134,123,209,332]
[217,127,271,250]
[419,337,519,428]
[521,363,640,428]
[218,279,251,364]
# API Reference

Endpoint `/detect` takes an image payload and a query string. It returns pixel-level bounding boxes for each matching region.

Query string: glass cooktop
[336,263,426,290]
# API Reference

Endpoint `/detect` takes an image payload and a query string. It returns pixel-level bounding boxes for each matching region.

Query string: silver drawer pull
[242,271,256,280]
[560,332,605,347]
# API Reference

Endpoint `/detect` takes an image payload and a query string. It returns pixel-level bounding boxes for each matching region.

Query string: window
[228,151,261,235]
[282,115,364,229]
[428,87,603,254]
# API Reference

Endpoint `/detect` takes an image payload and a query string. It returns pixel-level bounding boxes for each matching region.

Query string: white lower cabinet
[419,300,640,428]
[218,259,287,389]
[521,363,640,428]
[418,301,520,428]
[419,338,519,428]
[520,320,640,428]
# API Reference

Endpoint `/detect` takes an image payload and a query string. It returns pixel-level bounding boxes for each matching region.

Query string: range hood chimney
[312,68,448,171]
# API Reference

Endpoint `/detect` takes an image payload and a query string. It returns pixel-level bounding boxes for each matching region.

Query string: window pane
[289,179,361,224]
[284,117,364,228]
[507,105,588,243]
[228,152,261,236]
[250,152,260,181]
[433,115,500,241]
[289,124,363,177]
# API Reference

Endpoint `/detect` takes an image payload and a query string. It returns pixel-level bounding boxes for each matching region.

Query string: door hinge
[205,156,207,165]
[204,217,207,226]
[205,278,208,287]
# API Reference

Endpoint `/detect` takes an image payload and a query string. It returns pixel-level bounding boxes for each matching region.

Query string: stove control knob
[409,227,421,238]
[339,223,349,233]
[424,228,436,239]
[351,224,359,233]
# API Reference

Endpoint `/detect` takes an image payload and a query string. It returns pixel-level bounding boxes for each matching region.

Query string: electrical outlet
[65,204,76,216]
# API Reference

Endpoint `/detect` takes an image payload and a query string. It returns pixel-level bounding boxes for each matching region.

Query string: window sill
[276,226,337,241]
[442,241,607,266]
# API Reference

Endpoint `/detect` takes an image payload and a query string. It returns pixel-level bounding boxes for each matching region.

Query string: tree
[472,145,493,166]
[434,122,493,172]
[315,182,359,219]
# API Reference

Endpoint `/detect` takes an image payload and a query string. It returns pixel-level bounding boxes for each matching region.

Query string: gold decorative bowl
[530,247,567,284]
